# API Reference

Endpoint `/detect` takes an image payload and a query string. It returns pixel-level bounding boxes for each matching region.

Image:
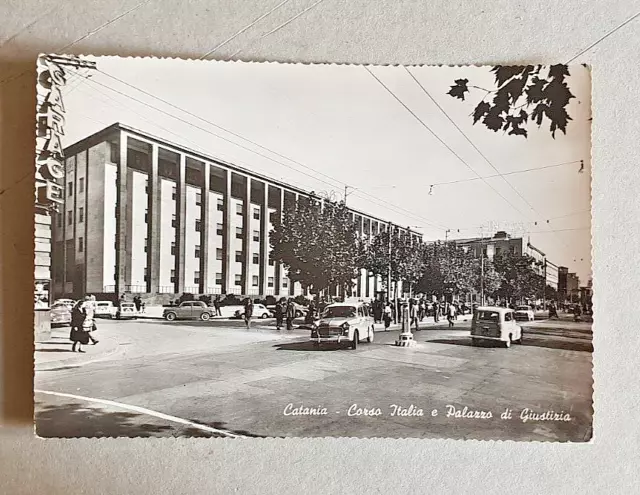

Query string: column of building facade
[223,170,233,294]
[146,143,161,293]
[242,176,252,295]
[259,182,269,295]
[174,153,187,294]
[114,133,128,297]
[199,161,211,294]
[274,186,284,297]
[371,219,377,298]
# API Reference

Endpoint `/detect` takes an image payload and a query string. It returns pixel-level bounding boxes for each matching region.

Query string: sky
[59,57,592,282]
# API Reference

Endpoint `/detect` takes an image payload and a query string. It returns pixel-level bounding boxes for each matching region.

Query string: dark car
[163,301,213,321]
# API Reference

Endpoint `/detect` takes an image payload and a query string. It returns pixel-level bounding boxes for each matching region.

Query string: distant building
[567,272,581,302]
[52,123,419,301]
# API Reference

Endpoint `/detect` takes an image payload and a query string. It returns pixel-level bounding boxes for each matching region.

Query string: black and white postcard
[34,56,592,441]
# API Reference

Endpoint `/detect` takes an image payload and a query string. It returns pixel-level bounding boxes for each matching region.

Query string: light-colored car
[310,302,375,349]
[116,302,138,320]
[514,305,535,322]
[234,303,273,319]
[163,301,213,321]
[95,301,118,318]
[54,298,76,310]
[470,306,523,348]
[50,302,72,327]
[266,302,307,318]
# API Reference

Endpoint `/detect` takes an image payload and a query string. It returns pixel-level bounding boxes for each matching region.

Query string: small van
[470,306,523,348]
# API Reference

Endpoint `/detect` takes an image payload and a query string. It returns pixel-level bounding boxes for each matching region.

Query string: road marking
[35,389,247,439]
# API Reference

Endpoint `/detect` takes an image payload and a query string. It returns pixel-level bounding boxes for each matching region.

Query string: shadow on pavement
[521,337,593,353]
[36,348,74,353]
[35,400,261,438]
[273,341,348,352]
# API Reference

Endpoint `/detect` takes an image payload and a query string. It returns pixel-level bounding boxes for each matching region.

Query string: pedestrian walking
[70,300,90,352]
[133,295,141,312]
[548,302,558,319]
[213,296,222,316]
[410,300,420,331]
[285,299,295,330]
[383,302,392,330]
[305,301,315,326]
[275,300,284,330]
[447,302,456,327]
[244,298,254,329]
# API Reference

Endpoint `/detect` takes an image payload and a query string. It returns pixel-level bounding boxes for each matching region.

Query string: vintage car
[234,303,273,319]
[266,302,307,318]
[514,305,535,322]
[50,302,72,327]
[115,302,138,320]
[310,302,375,349]
[95,301,118,318]
[163,301,213,321]
[470,306,523,348]
[54,298,76,310]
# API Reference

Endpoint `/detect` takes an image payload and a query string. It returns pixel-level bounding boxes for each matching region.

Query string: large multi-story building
[52,123,419,301]
[453,230,558,289]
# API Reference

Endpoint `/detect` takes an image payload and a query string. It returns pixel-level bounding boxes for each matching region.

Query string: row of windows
[165,269,288,288]
[59,207,85,227]
[66,177,85,197]
[143,241,276,266]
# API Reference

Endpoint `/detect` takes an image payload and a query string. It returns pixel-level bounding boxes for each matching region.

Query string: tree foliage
[448,64,575,138]
[492,252,545,302]
[270,196,362,295]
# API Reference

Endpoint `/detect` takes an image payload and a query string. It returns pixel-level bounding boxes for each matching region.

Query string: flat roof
[64,122,419,234]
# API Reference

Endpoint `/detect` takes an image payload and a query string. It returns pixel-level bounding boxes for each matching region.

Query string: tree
[492,252,545,303]
[270,196,362,296]
[448,65,576,138]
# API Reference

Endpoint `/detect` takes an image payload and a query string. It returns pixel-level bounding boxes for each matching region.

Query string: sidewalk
[35,327,121,371]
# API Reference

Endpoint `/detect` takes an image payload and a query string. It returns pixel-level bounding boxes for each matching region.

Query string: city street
[35,314,592,441]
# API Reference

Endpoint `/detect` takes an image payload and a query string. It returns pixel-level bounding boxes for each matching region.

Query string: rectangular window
[144,238,148,253]
[172,214,177,228]
[217,198,224,211]
[269,212,277,224]
[68,181,73,197]
[215,272,223,285]
[144,208,148,224]
[171,242,176,256]
[269,258,275,266]
[268,277,274,288]
[78,177,85,194]
[145,178,149,194]
[196,192,202,206]
[253,253,259,265]
[170,269,176,283]
[282,278,289,288]
[252,276,259,287]
[195,245,201,258]
[216,248,223,260]
[194,271,200,284]
[78,237,84,253]
[144,267,148,283]
[67,210,73,225]
[195,219,202,232]
[216,223,223,236]
[78,207,84,223]
[253,230,260,242]
[236,227,243,239]
[172,186,177,200]
[236,203,243,215]
[253,207,260,220]
[235,250,243,262]
[235,274,242,286]
[57,214,62,228]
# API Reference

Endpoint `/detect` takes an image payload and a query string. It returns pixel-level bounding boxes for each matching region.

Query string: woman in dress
[70,300,89,352]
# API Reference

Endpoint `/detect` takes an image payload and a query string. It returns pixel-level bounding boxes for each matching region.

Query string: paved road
[35,315,593,441]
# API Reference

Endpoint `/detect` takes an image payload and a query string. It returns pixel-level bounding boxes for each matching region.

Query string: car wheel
[367,326,374,343]
[516,331,524,344]
[295,311,302,318]
[261,313,268,319]
[165,312,177,321]
[351,330,359,349]
[200,312,211,321]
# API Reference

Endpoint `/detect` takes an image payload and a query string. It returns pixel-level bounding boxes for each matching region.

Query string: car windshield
[121,303,135,308]
[97,303,110,307]
[323,306,357,318]
[51,303,67,310]
[477,310,500,322]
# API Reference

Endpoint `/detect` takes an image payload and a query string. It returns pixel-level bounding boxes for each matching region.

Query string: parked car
[116,302,138,320]
[267,302,307,318]
[95,301,118,319]
[470,306,523,348]
[54,298,76,310]
[234,303,273,319]
[310,302,375,349]
[50,302,72,327]
[163,301,213,321]
[514,305,535,322]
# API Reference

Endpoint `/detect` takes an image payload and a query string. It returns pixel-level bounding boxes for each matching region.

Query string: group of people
[69,295,100,353]
[372,298,462,331]
[132,295,146,313]
[273,298,299,331]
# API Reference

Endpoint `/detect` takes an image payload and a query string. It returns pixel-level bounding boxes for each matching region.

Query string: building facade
[52,124,418,301]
